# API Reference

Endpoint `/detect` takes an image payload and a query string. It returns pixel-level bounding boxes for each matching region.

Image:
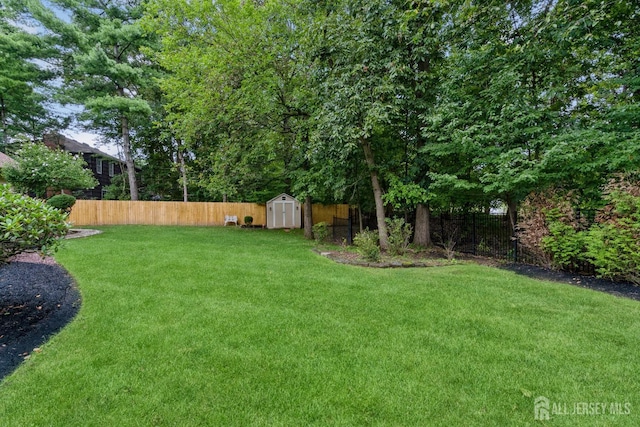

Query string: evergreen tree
[0,2,62,148]
[22,0,158,200]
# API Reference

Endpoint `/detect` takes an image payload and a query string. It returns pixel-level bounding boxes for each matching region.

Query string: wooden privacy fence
[68,200,350,227]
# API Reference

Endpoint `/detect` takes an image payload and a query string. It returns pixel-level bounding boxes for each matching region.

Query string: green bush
[353,229,380,262]
[0,185,70,263]
[584,223,640,284]
[312,221,329,243]
[583,189,640,284]
[46,194,77,212]
[541,209,586,270]
[385,217,413,256]
[3,142,97,197]
[244,216,253,225]
[534,177,640,283]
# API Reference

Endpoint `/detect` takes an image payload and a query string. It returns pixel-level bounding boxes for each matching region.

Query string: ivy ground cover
[1,226,639,426]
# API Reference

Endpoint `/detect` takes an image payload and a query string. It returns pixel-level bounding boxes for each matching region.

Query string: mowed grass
[1,226,639,426]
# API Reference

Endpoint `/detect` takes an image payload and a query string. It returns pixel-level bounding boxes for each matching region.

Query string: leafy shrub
[517,189,584,268]
[353,229,380,262]
[385,217,412,256]
[312,221,329,243]
[582,178,640,284]
[584,222,640,284]
[244,216,253,225]
[46,194,77,212]
[3,142,97,197]
[540,209,587,270]
[0,185,70,263]
[522,176,640,283]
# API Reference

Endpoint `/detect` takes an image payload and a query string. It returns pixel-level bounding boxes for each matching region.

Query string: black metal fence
[335,211,595,275]
[331,216,353,244]
[432,213,514,259]
[432,213,595,274]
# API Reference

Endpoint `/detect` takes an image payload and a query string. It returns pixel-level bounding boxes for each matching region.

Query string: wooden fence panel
[68,200,349,227]
[68,200,272,226]
[307,204,350,225]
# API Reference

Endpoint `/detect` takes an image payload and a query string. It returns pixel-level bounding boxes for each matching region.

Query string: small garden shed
[266,193,301,229]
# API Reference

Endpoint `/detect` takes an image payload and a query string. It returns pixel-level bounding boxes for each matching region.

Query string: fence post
[472,213,477,255]
[347,209,353,245]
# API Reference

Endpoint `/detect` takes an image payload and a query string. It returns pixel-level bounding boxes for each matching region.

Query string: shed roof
[266,193,300,204]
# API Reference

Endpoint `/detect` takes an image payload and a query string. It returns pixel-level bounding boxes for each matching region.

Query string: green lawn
[1,226,639,426]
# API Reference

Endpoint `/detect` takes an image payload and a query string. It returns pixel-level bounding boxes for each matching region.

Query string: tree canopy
[0,1,63,147]
[3,0,638,243]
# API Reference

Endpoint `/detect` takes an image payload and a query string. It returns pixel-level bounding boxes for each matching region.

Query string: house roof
[0,152,17,168]
[44,133,121,162]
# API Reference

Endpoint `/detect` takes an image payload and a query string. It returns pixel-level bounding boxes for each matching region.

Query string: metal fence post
[472,213,477,255]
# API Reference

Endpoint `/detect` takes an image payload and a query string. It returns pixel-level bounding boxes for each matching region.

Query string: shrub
[3,142,97,197]
[353,229,380,262]
[312,221,329,243]
[540,209,587,270]
[244,216,253,225]
[584,222,640,284]
[385,217,413,256]
[522,176,640,283]
[582,178,640,284]
[46,194,77,212]
[0,185,70,263]
[516,188,583,268]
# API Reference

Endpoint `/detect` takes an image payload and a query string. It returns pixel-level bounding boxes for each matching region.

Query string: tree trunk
[506,196,517,234]
[413,203,432,247]
[304,195,313,239]
[361,138,388,250]
[177,140,188,202]
[0,94,6,151]
[120,114,138,200]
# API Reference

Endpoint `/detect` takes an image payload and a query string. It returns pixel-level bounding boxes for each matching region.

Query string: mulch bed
[0,259,80,381]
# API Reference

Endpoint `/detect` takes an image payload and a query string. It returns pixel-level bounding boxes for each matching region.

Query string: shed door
[273,201,294,228]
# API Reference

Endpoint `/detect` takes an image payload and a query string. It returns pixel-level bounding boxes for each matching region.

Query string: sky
[53,103,121,158]
[66,129,121,158]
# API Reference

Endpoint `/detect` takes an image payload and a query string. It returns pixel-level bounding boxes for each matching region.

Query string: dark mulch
[0,261,80,381]
[500,263,640,301]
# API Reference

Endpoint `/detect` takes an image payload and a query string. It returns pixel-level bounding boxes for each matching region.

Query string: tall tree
[22,0,157,200]
[305,0,415,250]
[146,0,317,205]
[418,0,640,223]
[0,2,62,147]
